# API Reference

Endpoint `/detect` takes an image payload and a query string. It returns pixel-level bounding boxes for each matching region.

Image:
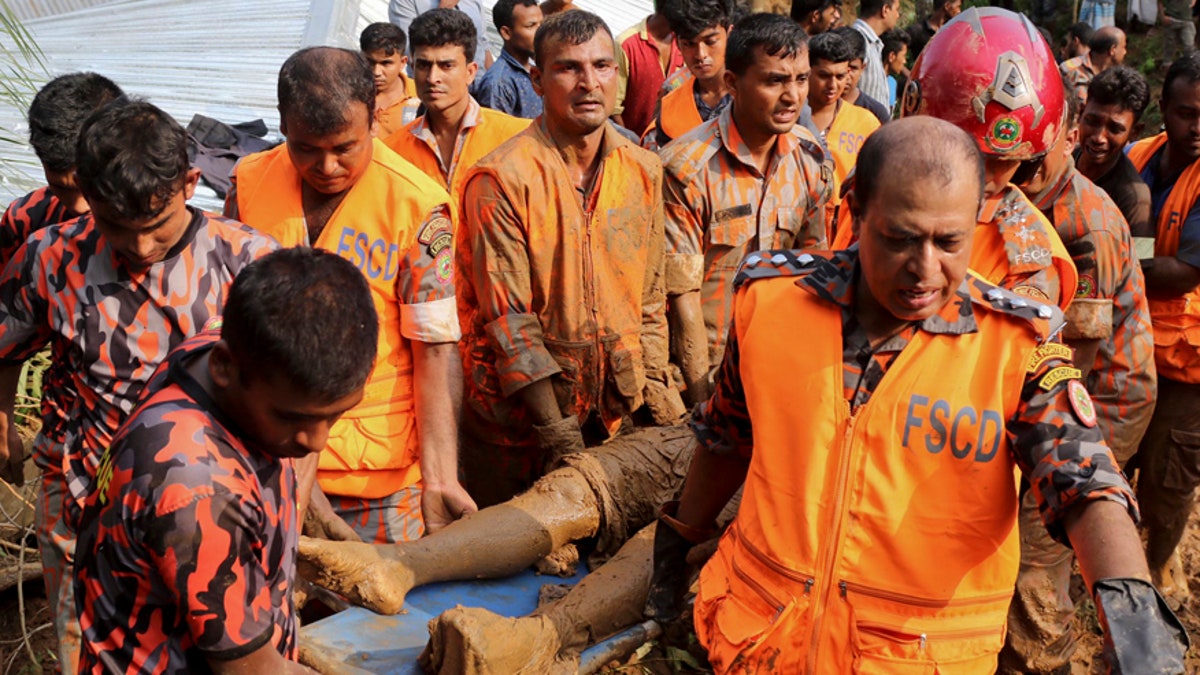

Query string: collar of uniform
[411,96,483,142]
[1029,157,1077,213]
[499,47,532,74]
[637,16,651,41]
[795,246,979,335]
[977,183,1022,223]
[717,105,796,175]
[534,113,628,160]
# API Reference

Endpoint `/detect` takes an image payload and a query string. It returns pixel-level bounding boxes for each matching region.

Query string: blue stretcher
[299,565,661,674]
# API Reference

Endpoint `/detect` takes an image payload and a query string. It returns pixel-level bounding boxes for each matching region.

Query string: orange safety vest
[826,103,881,201]
[696,267,1054,673]
[384,107,529,201]
[642,75,704,150]
[232,139,453,498]
[1127,133,1200,383]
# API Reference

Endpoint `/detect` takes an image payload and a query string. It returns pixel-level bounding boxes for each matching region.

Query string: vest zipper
[736,523,815,585]
[730,531,816,619]
[805,408,860,674]
[853,620,1001,654]
[838,580,1014,608]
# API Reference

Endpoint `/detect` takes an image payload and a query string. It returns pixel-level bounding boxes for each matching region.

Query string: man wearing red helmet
[899,7,1077,311]
[1003,85,1157,674]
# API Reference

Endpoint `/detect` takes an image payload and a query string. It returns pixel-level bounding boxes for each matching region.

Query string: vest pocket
[845,585,1006,675]
[697,539,813,672]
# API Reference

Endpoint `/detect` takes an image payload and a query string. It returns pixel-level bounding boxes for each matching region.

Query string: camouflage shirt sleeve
[661,159,707,296]
[1007,354,1137,545]
[689,320,753,459]
[0,235,52,364]
[397,204,461,344]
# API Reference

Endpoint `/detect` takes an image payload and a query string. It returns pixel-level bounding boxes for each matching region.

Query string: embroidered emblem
[1013,285,1050,302]
[1026,342,1074,373]
[1067,379,1098,428]
[1076,274,1097,298]
[1039,365,1081,391]
[988,116,1022,152]
[434,249,452,285]
[417,215,452,246]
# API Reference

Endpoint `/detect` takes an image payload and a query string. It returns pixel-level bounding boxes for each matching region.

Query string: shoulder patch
[1067,380,1098,427]
[1038,365,1081,391]
[733,249,828,289]
[1026,342,1073,373]
[418,215,452,246]
[967,273,1066,340]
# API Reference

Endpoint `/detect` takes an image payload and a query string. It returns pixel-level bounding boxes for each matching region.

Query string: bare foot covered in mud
[297,536,415,615]
[419,607,575,675]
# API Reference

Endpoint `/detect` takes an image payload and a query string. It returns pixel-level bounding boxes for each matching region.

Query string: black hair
[1063,81,1078,127]
[222,247,378,402]
[360,22,407,55]
[74,99,188,221]
[832,25,867,61]
[856,118,984,212]
[790,0,839,24]
[662,0,734,42]
[1163,52,1200,107]
[880,28,909,61]
[1087,65,1149,122]
[859,0,895,20]
[1088,28,1121,54]
[28,72,124,174]
[533,9,613,68]
[1066,21,1093,44]
[409,7,477,62]
[726,12,808,76]
[809,31,853,65]
[278,47,375,136]
[493,0,540,32]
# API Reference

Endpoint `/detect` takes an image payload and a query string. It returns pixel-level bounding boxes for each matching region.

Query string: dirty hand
[0,424,23,485]
[645,503,705,622]
[1094,577,1189,674]
[421,482,478,535]
[303,485,362,542]
[533,415,586,471]
[642,378,688,425]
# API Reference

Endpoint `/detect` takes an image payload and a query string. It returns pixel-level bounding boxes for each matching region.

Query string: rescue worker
[646,115,1189,674]
[1000,87,1157,674]
[661,13,830,407]
[0,100,278,672]
[75,248,376,674]
[1060,26,1126,109]
[1127,52,1200,605]
[642,0,735,151]
[1075,66,1153,238]
[384,9,529,203]
[0,72,124,266]
[807,31,879,214]
[896,7,1076,310]
[360,22,420,138]
[227,47,475,543]
[456,9,685,508]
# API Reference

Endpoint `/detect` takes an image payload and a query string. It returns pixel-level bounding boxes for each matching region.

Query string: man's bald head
[853,117,984,218]
[278,47,375,135]
[1089,27,1126,64]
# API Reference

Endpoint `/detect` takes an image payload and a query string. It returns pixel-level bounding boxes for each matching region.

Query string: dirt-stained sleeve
[1007,354,1137,545]
[1063,222,1119,341]
[689,318,752,459]
[397,204,461,344]
[641,164,672,380]
[662,156,706,296]
[461,170,560,396]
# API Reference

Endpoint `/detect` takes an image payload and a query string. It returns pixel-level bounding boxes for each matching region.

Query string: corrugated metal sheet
[3,0,113,22]
[0,0,651,207]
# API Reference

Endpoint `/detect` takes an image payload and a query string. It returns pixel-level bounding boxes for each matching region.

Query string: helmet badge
[972,51,1044,154]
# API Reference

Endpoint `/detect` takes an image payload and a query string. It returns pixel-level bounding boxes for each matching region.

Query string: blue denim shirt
[473,49,543,119]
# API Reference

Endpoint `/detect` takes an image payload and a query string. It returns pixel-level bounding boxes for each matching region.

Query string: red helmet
[900,7,1064,161]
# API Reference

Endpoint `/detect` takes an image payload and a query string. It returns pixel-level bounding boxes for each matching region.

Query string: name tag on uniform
[714,204,753,222]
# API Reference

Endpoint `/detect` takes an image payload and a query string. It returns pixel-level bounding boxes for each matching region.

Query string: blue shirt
[474,49,543,119]
[1138,145,1200,268]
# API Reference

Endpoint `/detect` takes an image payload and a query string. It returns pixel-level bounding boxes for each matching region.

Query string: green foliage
[14,349,48,435]
[0,0,44,148]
